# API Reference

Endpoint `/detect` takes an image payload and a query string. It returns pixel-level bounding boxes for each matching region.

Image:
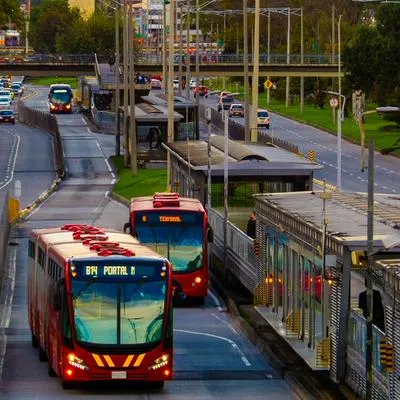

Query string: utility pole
[266,10,270,106]
[300,7,304,113]
[167,0,175,190]
[163,0,168,91]
[123,0,130,167]
[178,5,183,96]
[243,0,250,142]
[185,0,191,99]
[195,0,200,106]
[366,139,375,400]
[129,2,137,174]
[285,8,291,108]
[115,3,121,156]
[337,15,342,190]
[251,0,260,142]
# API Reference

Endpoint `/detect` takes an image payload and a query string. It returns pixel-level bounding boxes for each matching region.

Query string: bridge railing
[8,53,339,65]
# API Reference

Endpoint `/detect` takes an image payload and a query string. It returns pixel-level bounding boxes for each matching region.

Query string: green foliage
[0,0,23,30]
[29,0,82,53]
[28,76,78,88]
[111,156,168,199]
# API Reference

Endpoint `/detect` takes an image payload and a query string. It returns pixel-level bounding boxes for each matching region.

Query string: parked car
[257,109,270,128]
[0,109,15,124]
[218,95,235,112]
[228,103,245,118]
[151,78,162,90]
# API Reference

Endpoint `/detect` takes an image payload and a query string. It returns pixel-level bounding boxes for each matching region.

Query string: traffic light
[253,240,260,257]
[380,339,394,373]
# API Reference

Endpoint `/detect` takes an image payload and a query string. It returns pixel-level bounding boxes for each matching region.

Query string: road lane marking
[174,329,251,366]
[208,289,223,311]
[0,133,20,190]
[211,313,238,334]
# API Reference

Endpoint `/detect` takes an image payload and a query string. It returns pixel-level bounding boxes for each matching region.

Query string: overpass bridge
[0,53,343,78]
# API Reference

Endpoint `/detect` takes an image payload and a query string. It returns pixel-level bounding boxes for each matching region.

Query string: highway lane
[0,89,299,399]
[0,100,56,209]
[204,93,400,194]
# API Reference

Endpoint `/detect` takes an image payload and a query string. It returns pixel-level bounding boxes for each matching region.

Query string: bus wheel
[48,362,57,377]
[39,346,47,362]
[152,381,165,391]
[61,380,74,390]
[31,333,38,348]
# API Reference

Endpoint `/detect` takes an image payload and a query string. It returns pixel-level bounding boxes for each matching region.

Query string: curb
[17,176,63,222]
[107,191,130,208]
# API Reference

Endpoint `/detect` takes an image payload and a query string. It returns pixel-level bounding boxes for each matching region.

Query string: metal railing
[2,53,339,66]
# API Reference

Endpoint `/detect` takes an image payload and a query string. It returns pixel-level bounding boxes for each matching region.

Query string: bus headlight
[66,104,71,109]
[67,353,89,371]
[149,354,169,370]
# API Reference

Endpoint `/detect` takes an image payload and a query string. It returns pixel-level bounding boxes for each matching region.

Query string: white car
[151,79,162,90]
[190,79,197,89]
[0,89,12,103]
[173,79,180,89]
[257,109,270,128]
[0,97,12,108]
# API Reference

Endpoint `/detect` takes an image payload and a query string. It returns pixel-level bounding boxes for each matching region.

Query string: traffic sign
[264,79,273,90]
[329,98,338,108]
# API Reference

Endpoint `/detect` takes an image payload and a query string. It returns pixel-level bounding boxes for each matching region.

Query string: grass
[27,77,79,89]
[110,156,168,199]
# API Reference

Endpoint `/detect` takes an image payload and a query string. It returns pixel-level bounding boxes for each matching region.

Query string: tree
[0,0,23,30]
[29,0,81,53]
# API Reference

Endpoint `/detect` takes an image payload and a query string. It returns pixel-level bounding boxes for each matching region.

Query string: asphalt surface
[0,87,299,399]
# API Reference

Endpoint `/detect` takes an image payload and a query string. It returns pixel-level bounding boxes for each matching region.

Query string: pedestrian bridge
[0,53,343,78]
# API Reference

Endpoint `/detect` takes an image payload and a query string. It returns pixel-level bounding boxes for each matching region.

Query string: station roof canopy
[141,93,197,107]
[163,137,322,176]
[119,102,184,122]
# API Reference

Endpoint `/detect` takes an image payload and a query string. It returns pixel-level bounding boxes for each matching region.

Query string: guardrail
[0,195,10,290]
[17,101,64,177]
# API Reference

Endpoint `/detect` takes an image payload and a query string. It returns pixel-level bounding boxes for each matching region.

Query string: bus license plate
[112,371,127,379]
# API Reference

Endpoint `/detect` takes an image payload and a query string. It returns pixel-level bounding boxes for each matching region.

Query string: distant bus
[48,83,73,113]
[125,193,213,304]
[28,224,174,389]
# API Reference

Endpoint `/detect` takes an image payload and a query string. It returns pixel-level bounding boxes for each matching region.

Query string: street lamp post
[324,90,346,190]
[115,3,121,156]
[250,0,260,143]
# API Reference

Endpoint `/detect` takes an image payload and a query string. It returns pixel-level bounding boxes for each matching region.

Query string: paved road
[0,89,55,209]
[0,89,299,400]
[203,93,400,194]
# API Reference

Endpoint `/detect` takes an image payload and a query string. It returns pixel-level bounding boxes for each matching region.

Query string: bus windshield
[134,211,204,273]
[50,89,71,105]
[70,261,167,346]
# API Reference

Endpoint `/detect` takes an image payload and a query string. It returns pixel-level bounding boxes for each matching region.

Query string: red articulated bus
[124,193,213,304]
[28,224,173,390]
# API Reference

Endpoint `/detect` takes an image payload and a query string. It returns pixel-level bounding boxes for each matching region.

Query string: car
[217,95,235,112]
[173,79,180,89]
[228,103,245,118]
[0,78,10,88]
[0,109,15,124]
[193,85,209,97]
[151,78,162,90]
[11,83,23,96]
[190,79,197,89]
[0,57,10,64]
[257,109,270,128]
[12,81,24,94]
[11,56,25,63]
[0,98,12,108]
[0,89,13,103]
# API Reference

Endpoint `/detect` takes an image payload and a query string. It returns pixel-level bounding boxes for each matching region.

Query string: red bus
[48,83,73,113]
[124,193,213,304]
[28,224,173,390]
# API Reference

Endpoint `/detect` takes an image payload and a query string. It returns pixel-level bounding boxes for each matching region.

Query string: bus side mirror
[207,227,214,243]
[123,222,131,234]
[53,278,65,311]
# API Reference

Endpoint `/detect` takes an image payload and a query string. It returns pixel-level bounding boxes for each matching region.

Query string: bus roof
[32,226,165,261]
[130,195,205,213]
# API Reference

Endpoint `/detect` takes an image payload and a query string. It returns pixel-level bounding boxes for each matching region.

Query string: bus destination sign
[71,263,161,280]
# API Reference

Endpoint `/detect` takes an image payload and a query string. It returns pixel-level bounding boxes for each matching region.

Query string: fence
[17,101,64,177]
[0,194,10,290]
